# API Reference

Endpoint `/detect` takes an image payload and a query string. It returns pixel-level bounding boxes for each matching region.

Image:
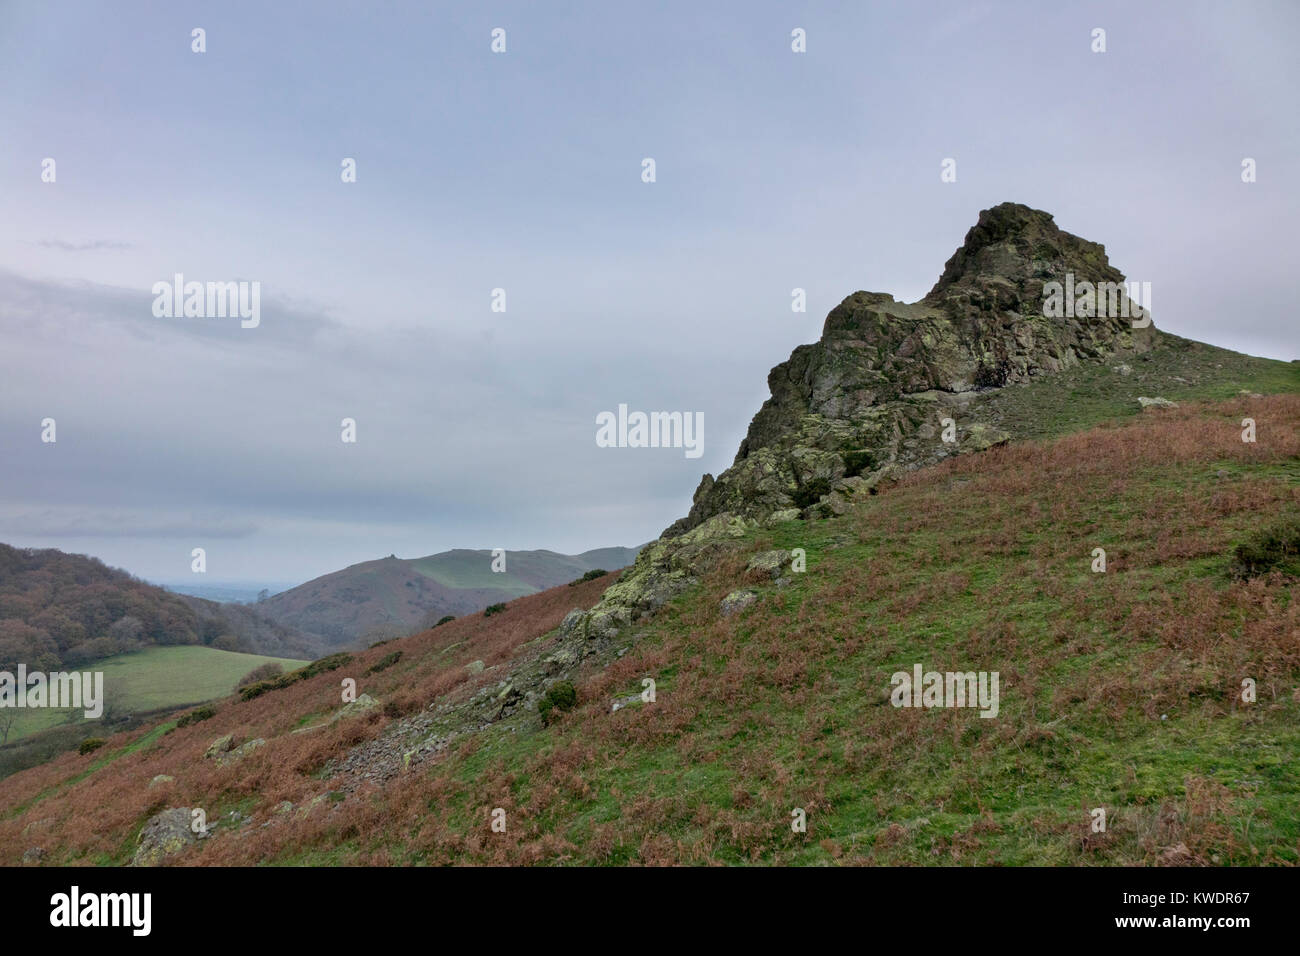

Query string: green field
[2,645,307,743]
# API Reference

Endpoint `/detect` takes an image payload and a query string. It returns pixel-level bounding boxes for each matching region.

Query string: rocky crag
[569,202,1160,640]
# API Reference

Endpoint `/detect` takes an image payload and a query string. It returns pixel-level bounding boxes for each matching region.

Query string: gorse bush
[235,662,282,691]
[568,569,607,587]
[176,705,216,728]
[365,651,402,675]
[435,615,455,627]
[537,680,577,726]
[1231,517,1300,578]
[484,603,506,617]
[78,738,105,756]
[299,652,353,679]
[239,652,353,701]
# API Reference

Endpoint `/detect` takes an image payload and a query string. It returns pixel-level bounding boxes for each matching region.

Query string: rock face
[668,202,1156,535]
[569,203,1159,633]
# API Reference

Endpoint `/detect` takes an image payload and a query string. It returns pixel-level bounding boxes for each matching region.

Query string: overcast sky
[1,0,1296,585]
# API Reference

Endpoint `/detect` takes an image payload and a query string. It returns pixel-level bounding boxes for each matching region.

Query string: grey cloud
[33,239,133,252]
[0,507,258,539]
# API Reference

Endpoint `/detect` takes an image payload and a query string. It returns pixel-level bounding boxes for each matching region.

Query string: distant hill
[253,546,642,648]
[159,582,297,604]
[0,543,323,668]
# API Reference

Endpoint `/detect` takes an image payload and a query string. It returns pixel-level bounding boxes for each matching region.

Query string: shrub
[366,650,402,675]
[435,615,455,627]
[1231,518,1300,579]
[239,678,282,702]
[484,603,507,617]
[568,569,608,587]
[238,652,354,701]
[78,737,105,756]
[299,652,353,680]
[791,476,832,509]
[537,680,577,726]
[176,705,216,728]
[235,661,282,690]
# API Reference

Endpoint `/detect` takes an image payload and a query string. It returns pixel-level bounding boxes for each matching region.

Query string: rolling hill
[0,544,322,668]
[253,546,642,649]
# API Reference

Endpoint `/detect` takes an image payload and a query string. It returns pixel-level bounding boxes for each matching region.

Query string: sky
[1,0,1297,586]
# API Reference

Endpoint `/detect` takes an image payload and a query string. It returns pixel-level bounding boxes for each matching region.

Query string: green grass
[409,550,583,594]
[4,645,307,743]
[978,332,1299,442]
[381,393,1299,865]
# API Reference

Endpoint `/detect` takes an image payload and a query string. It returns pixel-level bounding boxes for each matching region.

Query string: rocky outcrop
[578,203,1160,630]
[669,202,1156,535]
[133,807,200,866]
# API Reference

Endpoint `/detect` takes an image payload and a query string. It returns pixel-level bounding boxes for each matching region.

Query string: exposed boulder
[961,423,1012,452]
[747,550,793,579]
[133,807,200,866]
[203,734,236,759]
[333,695,378,722]
[1138,396,1178,409]
[721,589,759,617]
[216,737,266,765]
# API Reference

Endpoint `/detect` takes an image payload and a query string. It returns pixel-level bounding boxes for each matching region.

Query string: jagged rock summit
[669,201,1156,535]
[570,202,1160,641]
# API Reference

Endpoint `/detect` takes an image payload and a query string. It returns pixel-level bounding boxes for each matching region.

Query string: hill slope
[0,544,321,668]
[254,547,641,649]
[0,393,1294,865]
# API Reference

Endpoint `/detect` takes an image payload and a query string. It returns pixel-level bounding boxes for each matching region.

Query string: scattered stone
[133,808,199,866]
[272,801,294,815]
[148,774,174,788]
[961,423,1012,452]
[765,508,802,526]
[1113,363,1132,376]
[22,847,46,864]
[610,694,642,714]
[1137,396,1177,409]
[823,491,851,516]
[332,694,379,722]
[216,737,265,766]
[721,589,759,617]
[464,659,485,675]
[203,734,236,759]
[746,549,792,579]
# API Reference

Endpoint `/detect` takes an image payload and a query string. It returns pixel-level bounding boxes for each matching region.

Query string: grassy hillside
[256,547,641,649]
[0,545,321,669]
[410,548,637,591]
[2,646,308,744]
[0,386,1294,866]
